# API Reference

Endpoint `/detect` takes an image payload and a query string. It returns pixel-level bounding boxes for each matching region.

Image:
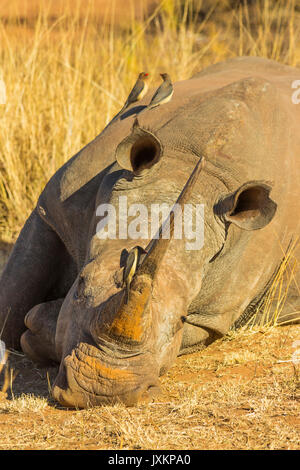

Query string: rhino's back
[38,57,300,260]
[192,56,299,93]
[43,57,300,203]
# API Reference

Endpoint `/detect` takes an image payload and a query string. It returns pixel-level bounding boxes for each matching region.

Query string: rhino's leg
[179,321,221,356]
[20,299,64,366]
[0,209,75,349]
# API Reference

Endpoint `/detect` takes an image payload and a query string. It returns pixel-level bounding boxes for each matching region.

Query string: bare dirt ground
[0,310,299,449]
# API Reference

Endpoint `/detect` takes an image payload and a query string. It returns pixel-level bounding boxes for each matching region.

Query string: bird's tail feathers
[135,106,148,117]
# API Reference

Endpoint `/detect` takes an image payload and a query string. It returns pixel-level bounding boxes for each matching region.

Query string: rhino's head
[52,140,206,406]
[52,76,279,407]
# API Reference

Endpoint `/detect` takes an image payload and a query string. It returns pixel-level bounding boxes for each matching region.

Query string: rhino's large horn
[139,156,205,279]
[96,158,205,346]
[115,124,163,174]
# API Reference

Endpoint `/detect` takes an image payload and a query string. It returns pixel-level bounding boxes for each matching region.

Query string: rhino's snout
[53,374,161,408]
[52,343,160,407]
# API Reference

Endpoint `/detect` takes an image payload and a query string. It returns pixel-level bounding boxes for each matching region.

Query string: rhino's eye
[130,136,161,174]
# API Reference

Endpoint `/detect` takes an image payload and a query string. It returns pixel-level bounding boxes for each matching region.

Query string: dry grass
[239,237,300,328]
[0,0,300,241]
[0,0,159,26]
[0,325,299,449]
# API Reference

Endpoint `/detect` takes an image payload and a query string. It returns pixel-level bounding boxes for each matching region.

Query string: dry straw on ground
[0,324,299,449]
[0,0,300,450]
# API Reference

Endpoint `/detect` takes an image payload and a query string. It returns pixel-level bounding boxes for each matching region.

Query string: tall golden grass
[256,238,300,327]
[237,237,300,328]
[0,0,299,241]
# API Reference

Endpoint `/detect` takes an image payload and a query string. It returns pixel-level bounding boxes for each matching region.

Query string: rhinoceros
[0,57,299,407]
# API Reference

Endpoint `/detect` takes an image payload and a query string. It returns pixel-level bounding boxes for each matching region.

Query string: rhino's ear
[115,125,162,174]
[216,182,277,230]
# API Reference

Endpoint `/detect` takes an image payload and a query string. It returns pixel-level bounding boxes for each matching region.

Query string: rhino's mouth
[53,340,160,407]
[53,158,205,407]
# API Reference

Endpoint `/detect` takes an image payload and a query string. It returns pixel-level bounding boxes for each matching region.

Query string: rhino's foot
[20,299,63,366]
[21,330,57,366]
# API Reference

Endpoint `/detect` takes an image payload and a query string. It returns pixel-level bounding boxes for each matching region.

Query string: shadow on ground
[1,352,59,403]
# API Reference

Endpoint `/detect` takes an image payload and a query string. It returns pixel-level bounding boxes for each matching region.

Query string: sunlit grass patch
[0,0,300,240]
[0,393,48,413]
[243,237,300,329]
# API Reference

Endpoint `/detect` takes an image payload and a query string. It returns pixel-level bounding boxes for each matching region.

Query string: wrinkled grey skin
[0,57,299,407]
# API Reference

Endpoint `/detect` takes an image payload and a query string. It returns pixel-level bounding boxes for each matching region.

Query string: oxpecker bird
[138,73,173,115]
[117,72,149,117]
[122,246,147,304]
